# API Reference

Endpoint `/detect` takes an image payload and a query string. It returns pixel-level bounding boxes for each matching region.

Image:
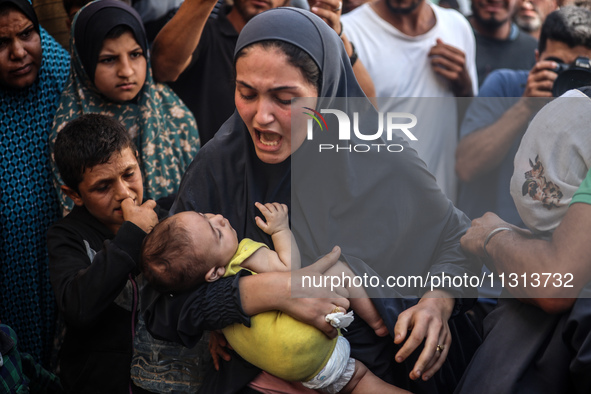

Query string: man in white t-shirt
[343,0,477,202]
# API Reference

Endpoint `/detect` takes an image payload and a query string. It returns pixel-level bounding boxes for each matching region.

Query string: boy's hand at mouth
[122,198,158,233]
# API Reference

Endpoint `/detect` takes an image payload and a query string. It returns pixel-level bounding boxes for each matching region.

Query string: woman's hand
[393,290,454,381]
[208,330,232,371]
[284,246,351,338]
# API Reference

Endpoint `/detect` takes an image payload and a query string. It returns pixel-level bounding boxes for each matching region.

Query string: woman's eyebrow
[0,23,34,41]
[269,85,298,92]
[19,24,35,35]
[236,80,298,92]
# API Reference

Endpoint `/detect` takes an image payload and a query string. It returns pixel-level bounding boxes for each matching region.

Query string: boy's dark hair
[54,113,137,192]
[62,0,91,15]
[539,6,591,54]
[141,215,209,294]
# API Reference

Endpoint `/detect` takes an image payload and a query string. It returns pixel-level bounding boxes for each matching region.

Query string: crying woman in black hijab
[146,7,482,393]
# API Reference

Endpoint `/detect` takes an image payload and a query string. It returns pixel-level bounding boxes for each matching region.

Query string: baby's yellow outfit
[222,239,337,382]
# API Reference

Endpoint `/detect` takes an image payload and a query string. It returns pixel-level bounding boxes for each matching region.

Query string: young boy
[141,203,407,393]
[48,113,204,393]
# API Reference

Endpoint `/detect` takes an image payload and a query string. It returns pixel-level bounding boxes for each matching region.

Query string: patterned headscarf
[50,0,200,211]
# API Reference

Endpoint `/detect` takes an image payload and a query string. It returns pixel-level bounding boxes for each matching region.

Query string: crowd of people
[2,0,591,392]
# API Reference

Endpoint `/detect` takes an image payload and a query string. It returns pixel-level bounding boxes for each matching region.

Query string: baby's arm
[255,202,301,270]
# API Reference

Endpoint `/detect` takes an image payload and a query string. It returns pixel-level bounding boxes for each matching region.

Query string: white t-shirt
[343,3,477,202]
[510,89,591,235]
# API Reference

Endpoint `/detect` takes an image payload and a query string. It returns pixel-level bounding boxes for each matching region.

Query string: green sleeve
[571,168,591,205]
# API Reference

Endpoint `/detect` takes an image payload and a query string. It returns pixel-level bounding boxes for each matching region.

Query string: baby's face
[176,211,239,268]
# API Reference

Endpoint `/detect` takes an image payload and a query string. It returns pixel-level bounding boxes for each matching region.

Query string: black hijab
[73,0,147,81]
[0,0,39,32]
[173,7,477,301]
[160,10,481,391]
[170,7,363,245]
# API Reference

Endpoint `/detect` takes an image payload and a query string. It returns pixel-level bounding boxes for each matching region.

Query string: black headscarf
[160,9,481,392]
[170,7,365,245]
[0,0,39,32]
[235,7,360,102]
[173,7,477,300]
[73,0,147,81]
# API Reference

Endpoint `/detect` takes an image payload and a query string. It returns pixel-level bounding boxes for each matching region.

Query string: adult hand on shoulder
[393,290,454,381]
[428,39,473,97]
[121,198,158,233]
[283,246,350,338]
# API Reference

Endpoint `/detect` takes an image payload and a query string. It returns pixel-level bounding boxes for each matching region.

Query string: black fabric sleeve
[143,270,252,348]
[424,203,480,313]
[47,221,147,328]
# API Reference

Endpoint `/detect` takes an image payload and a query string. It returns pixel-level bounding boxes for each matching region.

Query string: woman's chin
[255,147,290,164]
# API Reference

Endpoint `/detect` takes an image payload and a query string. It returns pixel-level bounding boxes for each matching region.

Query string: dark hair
[105,24,136,41]
[54,113,137,192]
[235,40,322,93]
[141,215,210,294]
[62,0,91,15]
[539,6,591,54]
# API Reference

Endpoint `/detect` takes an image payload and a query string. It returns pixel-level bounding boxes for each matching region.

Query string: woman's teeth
[260,132,279,146]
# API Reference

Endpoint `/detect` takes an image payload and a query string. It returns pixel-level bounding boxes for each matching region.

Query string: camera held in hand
[552,56,591,97]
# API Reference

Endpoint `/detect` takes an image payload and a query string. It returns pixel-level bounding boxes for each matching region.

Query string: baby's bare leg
[324,262,389,337]
[349,297,389,337]
[340,360,411,394]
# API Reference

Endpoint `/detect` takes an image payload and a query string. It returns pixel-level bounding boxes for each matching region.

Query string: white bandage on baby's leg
[302,336,356,393]
[325,311,354,330]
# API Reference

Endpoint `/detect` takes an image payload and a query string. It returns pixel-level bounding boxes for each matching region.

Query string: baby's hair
[141,214,209,293]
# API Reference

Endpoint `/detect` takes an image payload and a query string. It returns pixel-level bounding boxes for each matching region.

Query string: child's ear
[205,266,226,282]
[61,185,84,207]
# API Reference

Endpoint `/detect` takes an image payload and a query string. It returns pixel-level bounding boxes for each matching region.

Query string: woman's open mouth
[256,130,281,148]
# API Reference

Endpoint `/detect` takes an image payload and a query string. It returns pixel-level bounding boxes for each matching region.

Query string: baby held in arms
[141,202,408,393]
